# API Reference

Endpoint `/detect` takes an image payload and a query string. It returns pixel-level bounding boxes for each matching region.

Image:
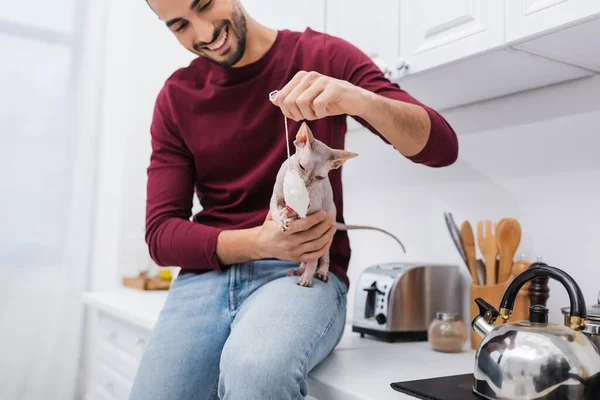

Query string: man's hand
[270,71,371,121]
[255,210,337,263]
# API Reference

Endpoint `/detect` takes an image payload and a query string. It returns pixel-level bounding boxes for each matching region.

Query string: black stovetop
[391,373,480,400]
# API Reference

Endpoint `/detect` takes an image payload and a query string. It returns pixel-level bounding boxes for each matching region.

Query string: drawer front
[95,362,133,400]
[89,385,119,400]
[98,311,150,362]
[98,338,140,381]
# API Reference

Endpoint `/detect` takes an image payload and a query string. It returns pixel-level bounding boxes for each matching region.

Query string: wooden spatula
[477,220,498,285]
[496,218,522,283]
[461,221,479,285]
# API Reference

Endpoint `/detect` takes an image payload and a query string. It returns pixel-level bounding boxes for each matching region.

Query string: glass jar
[428,312,467,353]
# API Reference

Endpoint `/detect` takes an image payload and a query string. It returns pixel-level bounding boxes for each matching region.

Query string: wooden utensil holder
[469,277,513,350]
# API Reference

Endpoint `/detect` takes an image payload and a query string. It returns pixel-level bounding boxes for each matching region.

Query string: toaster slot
[363,282,384,319]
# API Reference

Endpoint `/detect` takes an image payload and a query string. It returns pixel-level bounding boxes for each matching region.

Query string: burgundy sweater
[145,28,458,288]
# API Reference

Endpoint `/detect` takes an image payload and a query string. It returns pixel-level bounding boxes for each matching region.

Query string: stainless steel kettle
[471,262,600,399]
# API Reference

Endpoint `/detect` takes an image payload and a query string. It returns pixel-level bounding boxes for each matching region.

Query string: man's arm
[356,90,431,158]
[146,88,336,269]
[271,36,458,168]
[214,228,260,265]
[145,91,229,272]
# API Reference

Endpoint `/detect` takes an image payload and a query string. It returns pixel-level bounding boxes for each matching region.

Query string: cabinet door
[506,0,600,42]
[399,0,505,74]
[242,0,326,32]
[326,0,400,76]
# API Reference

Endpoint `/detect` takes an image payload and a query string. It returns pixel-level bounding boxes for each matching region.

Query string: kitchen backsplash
[342,74,600,325]
[111,71,600,328]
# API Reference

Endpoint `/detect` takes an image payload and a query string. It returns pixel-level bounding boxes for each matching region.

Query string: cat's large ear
[294,122,315,149]
[330,150,358,169]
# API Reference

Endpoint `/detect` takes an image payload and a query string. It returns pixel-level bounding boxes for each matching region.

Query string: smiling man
[131,1,458,399]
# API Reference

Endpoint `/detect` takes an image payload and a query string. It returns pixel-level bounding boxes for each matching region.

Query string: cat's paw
[287,269,301,277]
[296,274,313,287]
[314,271,329,283]
[278,208,291,232]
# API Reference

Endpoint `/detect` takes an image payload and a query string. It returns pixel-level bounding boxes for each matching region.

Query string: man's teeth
[209,29,227,51]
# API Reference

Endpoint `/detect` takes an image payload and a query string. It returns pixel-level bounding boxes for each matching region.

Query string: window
[0,5,80,267]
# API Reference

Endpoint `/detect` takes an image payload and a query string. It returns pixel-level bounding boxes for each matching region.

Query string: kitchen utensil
[428,312,467,353]
[496,218,521,283]
[352,262,464,342]
[469,278,512,350]
[477,220,498,285]
[471,262,600,399]
[476,259,486,286]
[562,290,600,353]
[444,212,467,267]
[460,221,478,284]
[510,254,531,322]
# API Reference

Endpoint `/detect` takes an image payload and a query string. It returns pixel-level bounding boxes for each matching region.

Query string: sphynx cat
[269,122,406,287]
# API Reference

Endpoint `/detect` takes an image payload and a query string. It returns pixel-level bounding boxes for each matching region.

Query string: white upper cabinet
[242,0,326,32]
[399,0,505,74]
[326,0,401,80]
[506,0,600,42]
[321,0,598,111]
[507,1,600,72]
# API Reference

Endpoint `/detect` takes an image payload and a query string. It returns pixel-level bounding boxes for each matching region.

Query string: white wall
[91,3,600,329]
[343,74,600,325]
[89,0,196,291]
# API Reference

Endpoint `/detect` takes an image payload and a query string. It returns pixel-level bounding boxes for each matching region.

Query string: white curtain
[0,1,105,399]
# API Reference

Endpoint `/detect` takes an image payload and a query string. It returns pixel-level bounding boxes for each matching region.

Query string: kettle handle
[498,262,587,330]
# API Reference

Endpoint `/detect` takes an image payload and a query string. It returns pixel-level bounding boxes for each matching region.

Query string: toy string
[269,90,310,217]
[269,90,291,163]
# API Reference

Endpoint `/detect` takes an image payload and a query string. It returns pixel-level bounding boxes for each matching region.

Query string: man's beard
[193,6,247,68]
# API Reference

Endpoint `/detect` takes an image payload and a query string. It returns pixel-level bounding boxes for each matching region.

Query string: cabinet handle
[368,53,409,80]
[394,57,409,80]
[395,57,409,71]
[368,53,393,79]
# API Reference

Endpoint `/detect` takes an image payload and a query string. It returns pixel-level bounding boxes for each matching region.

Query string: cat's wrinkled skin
[269,122,357,287]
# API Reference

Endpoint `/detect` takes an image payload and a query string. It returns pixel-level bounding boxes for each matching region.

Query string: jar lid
[561,291,600,322]
[436,312,459,321]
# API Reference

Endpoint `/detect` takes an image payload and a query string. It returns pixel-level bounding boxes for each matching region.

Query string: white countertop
[83,290,477,400]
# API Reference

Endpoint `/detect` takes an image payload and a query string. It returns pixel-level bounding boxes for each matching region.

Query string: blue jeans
[129,259,348,400]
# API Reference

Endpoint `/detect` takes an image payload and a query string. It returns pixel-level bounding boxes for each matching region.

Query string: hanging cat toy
[269,90,310,219]
[268,89,407,259]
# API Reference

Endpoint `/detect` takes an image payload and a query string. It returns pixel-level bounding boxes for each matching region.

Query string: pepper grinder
[528,255,550,306]
[511,254,531,321]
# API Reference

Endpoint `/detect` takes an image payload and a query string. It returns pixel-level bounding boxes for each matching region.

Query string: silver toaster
[352,262,466,342]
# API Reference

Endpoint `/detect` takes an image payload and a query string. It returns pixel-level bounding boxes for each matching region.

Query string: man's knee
[218,342,307,400]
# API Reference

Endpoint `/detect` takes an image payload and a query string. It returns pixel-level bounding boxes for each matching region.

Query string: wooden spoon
[461,221,479,285]
[477,220,498,285]
[496,218,522,283]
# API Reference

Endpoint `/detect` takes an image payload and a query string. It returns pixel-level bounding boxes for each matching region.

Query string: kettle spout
[472,298,500,339]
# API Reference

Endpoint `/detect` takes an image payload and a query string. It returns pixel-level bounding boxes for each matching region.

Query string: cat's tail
[335,223,406,254]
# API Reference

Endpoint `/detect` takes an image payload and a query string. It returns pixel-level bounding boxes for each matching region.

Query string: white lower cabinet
[86,310,149,400]
[84,296,323,400]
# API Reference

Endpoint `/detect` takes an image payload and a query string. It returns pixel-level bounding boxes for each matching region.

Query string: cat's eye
[299,163,305,171]
[315,176,325,180]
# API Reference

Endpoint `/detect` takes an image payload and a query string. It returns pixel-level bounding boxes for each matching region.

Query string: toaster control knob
[375,313,387,325]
